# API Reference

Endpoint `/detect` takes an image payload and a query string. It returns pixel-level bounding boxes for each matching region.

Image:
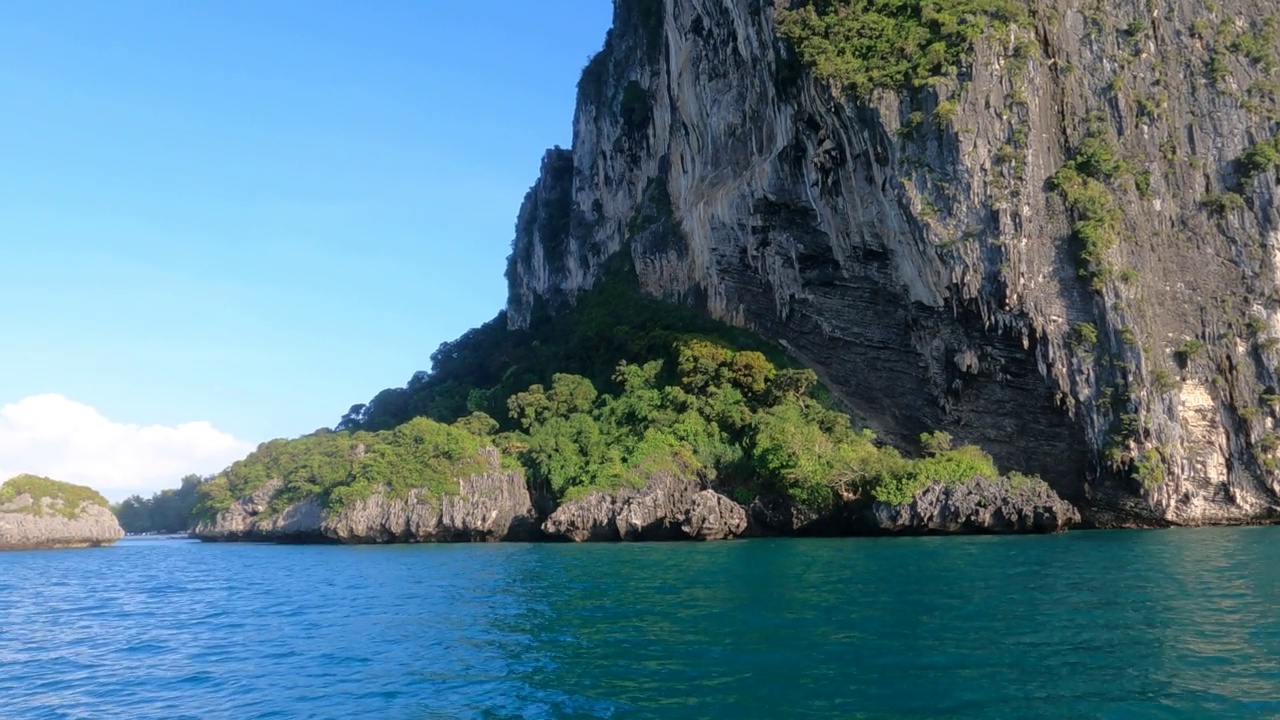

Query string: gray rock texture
[193,472,542,544]
[681,489,751,540]
[542,490,630,542]
[542,471,751,541]
[0,496,124,550]
[504,0,1280,526]
[544,471,1078,540]
[869,478,1083,534]
[198,469,1078,544]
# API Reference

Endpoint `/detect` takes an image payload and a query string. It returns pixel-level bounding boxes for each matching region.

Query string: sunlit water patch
[3,530,1280,718]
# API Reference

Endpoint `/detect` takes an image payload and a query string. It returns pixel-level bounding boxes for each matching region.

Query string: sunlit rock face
[0,496,124,549]
[506,0,1280,526]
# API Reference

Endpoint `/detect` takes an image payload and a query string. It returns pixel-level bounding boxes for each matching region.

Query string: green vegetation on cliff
[1239,132,1280,186]
[497,337,1008,508]
[0,475,110,519]
[776,0,1028,96]
[337,257,792,434]
[197,258,1030,517]
[1051,119,1127,289]
[195,419,495,519]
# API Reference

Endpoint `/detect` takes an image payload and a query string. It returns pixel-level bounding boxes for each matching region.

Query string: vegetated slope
[197,256,1041,527]
[333,254,798,434]
[504,0,1280,526]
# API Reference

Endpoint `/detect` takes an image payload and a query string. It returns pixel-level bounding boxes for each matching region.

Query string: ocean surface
[3,530,1280,719]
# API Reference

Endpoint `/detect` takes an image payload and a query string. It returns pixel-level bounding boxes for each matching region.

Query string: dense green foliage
[337,258,795,434]
[0,475,109,519]
[509,340,782,501]
[1239,133,1280,186]
[500,339,1015,507]
[189,250,1030,516]
[195,419,493,519]
[1051,120,1127,289]
[202,329,1019,516]
[776,0,1028,97]
[112,475,206,534]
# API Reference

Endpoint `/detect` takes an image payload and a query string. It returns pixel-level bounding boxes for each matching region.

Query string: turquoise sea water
[3,529,1280,719]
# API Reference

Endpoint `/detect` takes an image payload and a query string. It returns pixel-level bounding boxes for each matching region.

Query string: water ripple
[3,530,1280,718]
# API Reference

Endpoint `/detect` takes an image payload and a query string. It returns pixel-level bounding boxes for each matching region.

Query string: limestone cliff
[869,478,1082,534]
[506,0,1280,526]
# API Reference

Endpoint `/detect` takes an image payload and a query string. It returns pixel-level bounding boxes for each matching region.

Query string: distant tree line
[112,475,207,534]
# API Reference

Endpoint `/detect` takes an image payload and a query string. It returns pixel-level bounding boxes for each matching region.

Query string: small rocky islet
[0,475,124,550]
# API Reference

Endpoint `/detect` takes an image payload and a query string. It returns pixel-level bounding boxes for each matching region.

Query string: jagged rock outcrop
[543,471,1078,540]
[195,445,1080,542]
[542,471,751,541]
[506,0,1280,526]
[542,490,627,541]
[192,480,326,542]
[193,472,542,544]
[868,478,1083,534]
[681,489,751,540]
[0,493,124,550]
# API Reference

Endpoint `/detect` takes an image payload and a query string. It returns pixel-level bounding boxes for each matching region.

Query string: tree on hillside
[112,474,207,534]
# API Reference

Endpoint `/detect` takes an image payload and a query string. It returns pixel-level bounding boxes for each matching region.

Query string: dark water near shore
[3,529,1280,718]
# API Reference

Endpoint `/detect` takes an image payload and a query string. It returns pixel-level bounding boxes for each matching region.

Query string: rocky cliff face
[0,496,124,550]
[544,471,1079,540]
[192,471,543,544]
[542,471,751,541]
[869,478,1082,534]
[197,464,1078,544]
[506,0,1280,526]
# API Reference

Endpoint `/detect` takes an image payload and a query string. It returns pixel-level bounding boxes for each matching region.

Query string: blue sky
[0,0,614,497]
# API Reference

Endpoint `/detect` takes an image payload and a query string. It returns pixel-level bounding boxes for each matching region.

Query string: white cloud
[0,394,255,501]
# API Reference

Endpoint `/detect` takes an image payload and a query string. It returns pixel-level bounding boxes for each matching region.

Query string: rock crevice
[505,0,1280,526]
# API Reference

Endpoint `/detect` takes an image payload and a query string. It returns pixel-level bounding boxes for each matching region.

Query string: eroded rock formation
[869,478,1082,534]
[192,470,542,544]
[542,471,751,541]
[506,0,1280,526]
[0,493,124,550]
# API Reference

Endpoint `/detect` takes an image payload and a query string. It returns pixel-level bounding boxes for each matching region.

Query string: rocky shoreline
[192,468,1081,545]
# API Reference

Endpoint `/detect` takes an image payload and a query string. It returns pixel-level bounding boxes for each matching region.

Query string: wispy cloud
[0,394,254,501]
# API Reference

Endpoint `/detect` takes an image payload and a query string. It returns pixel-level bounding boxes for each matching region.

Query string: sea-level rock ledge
[193,469,1080,544]
[193,459,543,544]
[868,478,1082,535]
